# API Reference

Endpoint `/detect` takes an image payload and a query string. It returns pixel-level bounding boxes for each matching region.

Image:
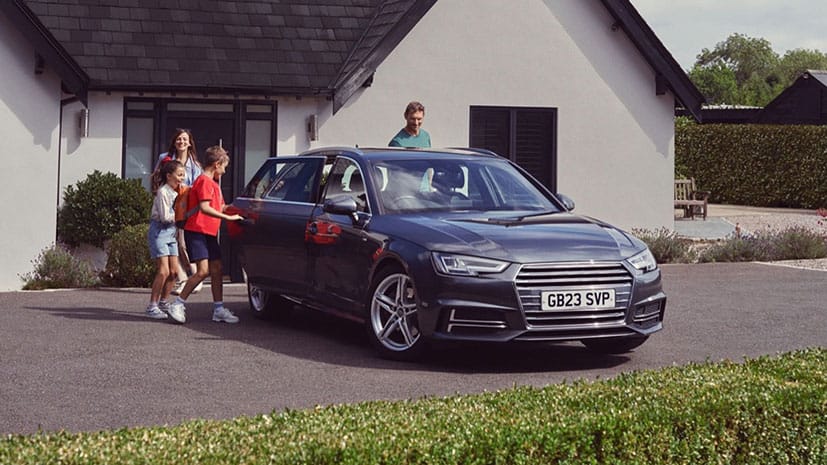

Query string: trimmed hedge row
[2,348,825,465]
[676,122,827,209]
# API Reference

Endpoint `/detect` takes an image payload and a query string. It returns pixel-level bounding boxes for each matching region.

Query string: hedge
[676,122,827,209]
[2,348,824,465]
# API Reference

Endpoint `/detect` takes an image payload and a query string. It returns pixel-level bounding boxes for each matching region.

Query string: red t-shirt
[184,174,224,236]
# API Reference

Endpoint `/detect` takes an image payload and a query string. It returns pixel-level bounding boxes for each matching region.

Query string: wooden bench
[674,178,710,220]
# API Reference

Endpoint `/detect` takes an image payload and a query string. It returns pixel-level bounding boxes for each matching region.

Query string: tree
[689,33,827,107]
[695,33,778,85]
[688,63,739,105]
[776,48,827,83]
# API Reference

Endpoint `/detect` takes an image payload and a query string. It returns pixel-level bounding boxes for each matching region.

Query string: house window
[469,106,557,191]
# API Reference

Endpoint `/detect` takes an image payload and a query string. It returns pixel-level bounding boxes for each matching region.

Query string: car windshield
[371,158,559,214]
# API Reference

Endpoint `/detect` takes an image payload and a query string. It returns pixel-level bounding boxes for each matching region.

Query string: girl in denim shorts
[146,159,186,319]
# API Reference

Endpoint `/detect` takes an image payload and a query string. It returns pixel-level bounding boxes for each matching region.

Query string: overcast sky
[631,0,827,71]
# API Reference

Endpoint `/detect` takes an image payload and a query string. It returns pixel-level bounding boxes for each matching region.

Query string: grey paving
[1,262,826,435]
[674,216,736,240]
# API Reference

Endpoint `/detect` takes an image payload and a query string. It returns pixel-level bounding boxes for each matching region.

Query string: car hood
[376,212,643,263]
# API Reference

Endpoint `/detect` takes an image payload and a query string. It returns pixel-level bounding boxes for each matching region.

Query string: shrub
[20,244,99,290]
[697,226,827,263]
[100,223,154,288]
[770,225,827,260]
[631,227,697,263]
[698,233,774,263]
[58,170,152,248]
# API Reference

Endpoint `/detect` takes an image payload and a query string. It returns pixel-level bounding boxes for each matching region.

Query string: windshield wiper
[485,209,560,225]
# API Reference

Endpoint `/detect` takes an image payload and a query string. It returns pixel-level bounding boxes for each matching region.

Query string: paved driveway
[1,262,824,435]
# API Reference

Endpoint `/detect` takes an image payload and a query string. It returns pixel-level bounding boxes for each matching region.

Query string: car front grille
[515,262,633,333]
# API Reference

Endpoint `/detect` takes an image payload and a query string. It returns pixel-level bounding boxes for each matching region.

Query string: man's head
[404,101,425,135]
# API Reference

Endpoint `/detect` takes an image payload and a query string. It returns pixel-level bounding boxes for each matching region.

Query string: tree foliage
[689,33,827,106]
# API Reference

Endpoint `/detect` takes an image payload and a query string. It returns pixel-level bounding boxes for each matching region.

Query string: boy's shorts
[184,230,221,262]
[148,221,178,259]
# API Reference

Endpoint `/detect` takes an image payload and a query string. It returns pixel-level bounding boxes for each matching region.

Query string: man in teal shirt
[389,101,431,148]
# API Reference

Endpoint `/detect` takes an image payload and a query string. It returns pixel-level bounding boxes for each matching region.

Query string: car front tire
[366,267,427,361]
[581,335,649,354]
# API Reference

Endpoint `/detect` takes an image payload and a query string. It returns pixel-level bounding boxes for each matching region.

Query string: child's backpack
[173,185,197,227]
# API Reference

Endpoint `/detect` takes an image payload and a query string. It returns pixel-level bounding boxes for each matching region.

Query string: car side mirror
[324,194,358,215]
[556,193,575,211]
[323,194,365,225]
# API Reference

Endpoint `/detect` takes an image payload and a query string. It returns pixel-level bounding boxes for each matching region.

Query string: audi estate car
[227,147,666,360]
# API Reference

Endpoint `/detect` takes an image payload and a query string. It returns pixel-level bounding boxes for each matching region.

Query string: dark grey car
[227,147,665,360]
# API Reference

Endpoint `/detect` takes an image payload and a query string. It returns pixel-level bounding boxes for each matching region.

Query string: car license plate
[541,289,615,310]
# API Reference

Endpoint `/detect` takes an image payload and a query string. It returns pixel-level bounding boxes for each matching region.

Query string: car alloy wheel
[244,268,289,320]
[368,269,425,360]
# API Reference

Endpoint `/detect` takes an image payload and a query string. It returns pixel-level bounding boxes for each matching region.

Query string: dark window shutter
[470,108,510,157]
[515,110,554,187]
[469,106,556,191]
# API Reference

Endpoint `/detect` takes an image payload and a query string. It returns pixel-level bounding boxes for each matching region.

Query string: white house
[0,0,703,291]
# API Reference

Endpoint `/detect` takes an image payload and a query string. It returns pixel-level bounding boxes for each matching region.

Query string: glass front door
[124,99,277,282]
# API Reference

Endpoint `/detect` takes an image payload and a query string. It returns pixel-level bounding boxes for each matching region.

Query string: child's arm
[198,200,243,221]
[160,188,176,223]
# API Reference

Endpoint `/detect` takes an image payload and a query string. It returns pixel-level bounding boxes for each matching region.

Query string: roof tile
[20,0,431,96]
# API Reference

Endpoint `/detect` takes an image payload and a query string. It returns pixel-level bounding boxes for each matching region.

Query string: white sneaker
[145,305,168,320]
[212,306,239,324]
[192,280,204,294]
[170,281,186,296]
[166,301,186,324]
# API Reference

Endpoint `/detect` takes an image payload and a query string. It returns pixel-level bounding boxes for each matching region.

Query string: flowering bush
[20,244,99,290]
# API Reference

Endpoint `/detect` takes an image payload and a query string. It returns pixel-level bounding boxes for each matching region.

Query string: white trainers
[166,301,186,324]
[145,305,168,320]
[170,281,186,296]
[212,306,239,324]
[192,280,204,294]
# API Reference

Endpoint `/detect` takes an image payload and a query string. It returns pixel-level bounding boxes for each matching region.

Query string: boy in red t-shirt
[166,146,244,324]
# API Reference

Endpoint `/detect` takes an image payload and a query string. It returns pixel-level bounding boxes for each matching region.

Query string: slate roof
[808,69,827,87]
[4,0,435,110]
[3,0,703,118]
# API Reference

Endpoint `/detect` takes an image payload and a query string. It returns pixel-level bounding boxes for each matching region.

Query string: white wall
[0,14,63,291]
[59,95,124,199]
[315,0,676,231]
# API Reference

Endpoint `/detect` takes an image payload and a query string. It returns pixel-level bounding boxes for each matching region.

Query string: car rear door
[231,156,326,298]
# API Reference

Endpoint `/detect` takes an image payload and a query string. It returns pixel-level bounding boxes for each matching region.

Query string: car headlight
[432,252,509,276]
[627,248,657,272]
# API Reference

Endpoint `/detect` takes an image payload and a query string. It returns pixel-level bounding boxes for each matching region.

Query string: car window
[323,158,369,213]
[243,159,280,199]
[373,158,557,213]
[240,157,324,203]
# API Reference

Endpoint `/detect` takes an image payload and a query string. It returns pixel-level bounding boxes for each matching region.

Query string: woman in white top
[155,129,203,294]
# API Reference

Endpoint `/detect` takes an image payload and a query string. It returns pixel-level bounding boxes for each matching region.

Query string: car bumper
[415,261,666,343]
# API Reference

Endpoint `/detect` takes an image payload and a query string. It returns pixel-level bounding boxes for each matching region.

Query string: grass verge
[2,348,825,464]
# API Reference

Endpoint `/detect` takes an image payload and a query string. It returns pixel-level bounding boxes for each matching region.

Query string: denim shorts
[184,230,221,262]
[148,221,178,259]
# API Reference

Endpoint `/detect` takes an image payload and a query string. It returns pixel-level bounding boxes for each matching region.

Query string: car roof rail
[299,146,365,157]
[445,147,503,158]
